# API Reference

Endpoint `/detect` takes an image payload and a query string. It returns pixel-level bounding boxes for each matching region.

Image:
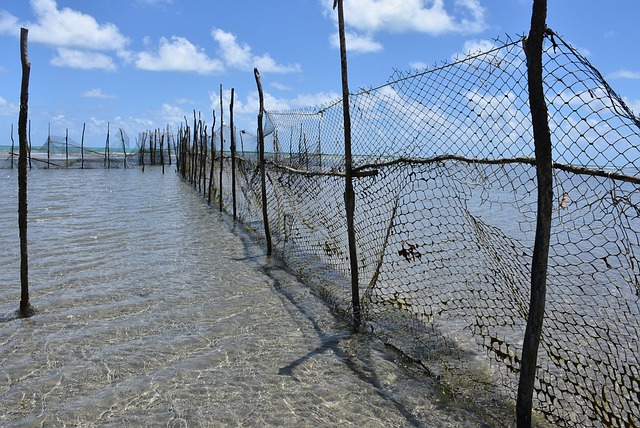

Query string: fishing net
[184,30,639,427]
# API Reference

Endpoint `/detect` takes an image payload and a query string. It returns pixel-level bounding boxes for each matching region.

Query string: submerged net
[196,30,639,427]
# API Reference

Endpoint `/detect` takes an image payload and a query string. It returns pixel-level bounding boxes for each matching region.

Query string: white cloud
[51,48,117,71]
[323,0,486,36]
[409,61,429,70]
[135,36,224,74]
[623,98,640,117]
[0,10,20,35]
[25,0,128,50]
[609,69,640,80]
[330,30,383,53]
[82,88,117,99]
[0,95,18,116]
[0,1,127,71]
[211,28,301,73]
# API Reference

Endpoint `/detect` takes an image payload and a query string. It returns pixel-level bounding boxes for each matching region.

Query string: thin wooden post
[160,132,165,174]
[334,0,361,329]
[219,84,224,211]
[254,68,272,256]
[140,132,146,172]
[10,123,14,169]
[81,122,85,169]
[166,124,172,167]
[208,111,216,205]
[230,88,237,219]
[47,123,50,169]
[104,122,110,169]
[119,128,127,169]
[18,27,34,317]
[517,0,553,426]
[65,128,68,167]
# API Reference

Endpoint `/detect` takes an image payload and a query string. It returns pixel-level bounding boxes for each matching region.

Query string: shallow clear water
[0,168,504,427]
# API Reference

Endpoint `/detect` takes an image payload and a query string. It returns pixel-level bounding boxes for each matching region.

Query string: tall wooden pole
[254,68,272,256]
[219,84,224,211]
[517,0,552,426]
[230,88,237,220]
[334,0,361,329]
[18,27,34,317]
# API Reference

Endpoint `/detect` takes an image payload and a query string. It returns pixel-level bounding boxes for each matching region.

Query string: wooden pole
[219,84,224,211]
[517,1,552,426]
[166,124,172,167]
[65,128,68,167]
[18,27,34,317]
[47,123,50,169]
[119,128,127,169]
[10,123,14,169]
[254,68,272,256]
[230,88,237,219]
[81,122,85,169]
[208,110,216,205]
[104,122,110,169]
[334,0,361,329]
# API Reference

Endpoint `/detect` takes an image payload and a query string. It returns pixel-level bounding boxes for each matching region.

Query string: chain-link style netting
[182,31,639,427]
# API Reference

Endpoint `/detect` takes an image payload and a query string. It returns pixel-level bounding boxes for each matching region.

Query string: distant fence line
[1,126,174,170]
[179,30,638,426]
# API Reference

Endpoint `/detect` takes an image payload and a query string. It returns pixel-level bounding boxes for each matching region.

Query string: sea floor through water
[0,168,509,427]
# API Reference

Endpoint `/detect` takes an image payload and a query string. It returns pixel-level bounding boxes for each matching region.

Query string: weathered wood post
[81,122,85,169]
[230,88,237,219]
[65,128,68,167]
[254,68,272,256]
[104,122,110,169]
[47,123,50,169]
[517,0,553,426]
[208,110,216,205]
[334,0,361,329]
[218,84,224,211]
[18,27,34,317]
[10,124,15,169]
[119,128,127,169]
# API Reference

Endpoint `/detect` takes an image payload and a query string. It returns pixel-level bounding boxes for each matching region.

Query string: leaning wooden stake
[254,68,272,256]
[18,27,34,317]
[334,0,361,329]
[218,84,224,211]
[517,0,553,426]
[10,123,15,169]
[230,88,237,220]
[208,110,216,205]
[81,122,85,169]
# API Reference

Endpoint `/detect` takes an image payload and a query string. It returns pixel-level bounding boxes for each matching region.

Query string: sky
[1,0,640,148]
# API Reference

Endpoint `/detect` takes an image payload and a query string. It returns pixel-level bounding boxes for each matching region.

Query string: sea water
[0,168,509,427]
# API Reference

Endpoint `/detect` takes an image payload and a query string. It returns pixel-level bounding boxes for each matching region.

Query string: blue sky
[1,0,639,148]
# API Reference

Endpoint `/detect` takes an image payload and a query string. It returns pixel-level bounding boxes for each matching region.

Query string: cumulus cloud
[0,95,18,116]
[344,0,485,34]
[22,0,127,50]
[52,48,117,71]
[329,30,383,53]
[211,28,301,73]
[135,36,224,74]
[609,69,640,80]
[0,0,127,71]
[82,88,117,99]
[324,0,486,53]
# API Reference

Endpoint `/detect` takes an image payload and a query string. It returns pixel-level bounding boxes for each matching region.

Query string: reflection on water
[0,168,507,427]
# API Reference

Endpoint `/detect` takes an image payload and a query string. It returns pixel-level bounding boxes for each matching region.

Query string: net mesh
[192,31,639,427]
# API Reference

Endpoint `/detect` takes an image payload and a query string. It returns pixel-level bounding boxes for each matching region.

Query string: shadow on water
[222,205,524,427]
[227,216,501,428]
